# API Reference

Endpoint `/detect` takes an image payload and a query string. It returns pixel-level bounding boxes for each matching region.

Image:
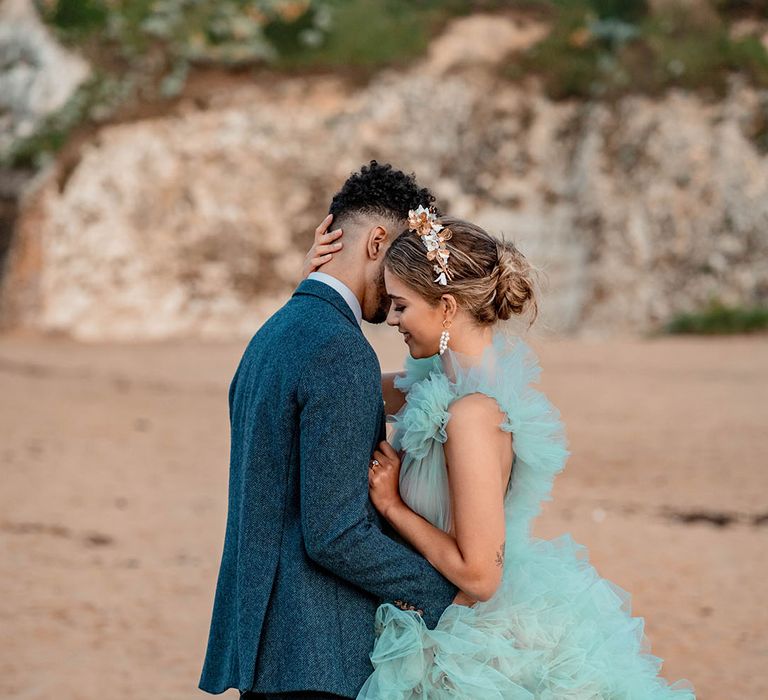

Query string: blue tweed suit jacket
[199,279,458,697]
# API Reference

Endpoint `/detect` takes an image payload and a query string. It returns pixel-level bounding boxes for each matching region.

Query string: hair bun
[493,242,538,323]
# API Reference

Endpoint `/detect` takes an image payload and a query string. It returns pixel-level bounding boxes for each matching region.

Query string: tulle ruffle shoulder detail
[390,332,572,540]
[390,371,453,460]
[393,354,442,393]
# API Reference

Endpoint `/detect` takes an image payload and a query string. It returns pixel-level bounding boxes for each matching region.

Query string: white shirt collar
[307,271,363,326]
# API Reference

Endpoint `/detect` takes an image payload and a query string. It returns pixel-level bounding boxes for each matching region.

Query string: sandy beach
[1,328,766,700]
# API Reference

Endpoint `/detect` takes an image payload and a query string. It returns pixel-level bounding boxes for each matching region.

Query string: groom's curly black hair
[329,160,437,225]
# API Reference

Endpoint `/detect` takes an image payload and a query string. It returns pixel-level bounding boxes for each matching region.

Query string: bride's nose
[386,305,397,326]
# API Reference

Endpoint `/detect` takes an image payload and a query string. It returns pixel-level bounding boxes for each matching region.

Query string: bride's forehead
[384,269,415,297]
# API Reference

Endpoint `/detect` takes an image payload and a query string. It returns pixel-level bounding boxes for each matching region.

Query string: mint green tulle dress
[357,332,696,700]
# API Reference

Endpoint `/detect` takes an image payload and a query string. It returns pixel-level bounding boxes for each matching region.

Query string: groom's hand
[302,213,344,279]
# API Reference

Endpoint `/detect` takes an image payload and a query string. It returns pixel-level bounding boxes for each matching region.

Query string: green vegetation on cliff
[518,0,768,99]
[664,300,768,334]
[5,0,768,169]
[34,0,768,98]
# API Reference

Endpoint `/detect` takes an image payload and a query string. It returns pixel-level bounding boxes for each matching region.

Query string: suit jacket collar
[293,278,362,330]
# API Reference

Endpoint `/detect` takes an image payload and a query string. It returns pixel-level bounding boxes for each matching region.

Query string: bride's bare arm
[382,372,407,415]
[369,394,512,602]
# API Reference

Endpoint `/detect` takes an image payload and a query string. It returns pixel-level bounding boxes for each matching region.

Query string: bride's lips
[402,332,411,343]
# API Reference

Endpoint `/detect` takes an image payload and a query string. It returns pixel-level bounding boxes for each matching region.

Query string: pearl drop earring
[439,320,451,355]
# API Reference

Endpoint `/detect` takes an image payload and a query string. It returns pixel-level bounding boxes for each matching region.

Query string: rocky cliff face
[1,14,766,340]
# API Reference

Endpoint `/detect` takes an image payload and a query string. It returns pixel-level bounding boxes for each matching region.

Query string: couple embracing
[199,162,695,700]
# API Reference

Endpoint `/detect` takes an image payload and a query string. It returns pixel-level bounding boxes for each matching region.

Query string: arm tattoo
[495,541,505,568]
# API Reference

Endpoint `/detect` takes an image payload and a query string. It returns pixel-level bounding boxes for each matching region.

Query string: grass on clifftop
[37,0,768,97]
[512,0,768,99]
[38,0,474,78]
[7,0,768,170]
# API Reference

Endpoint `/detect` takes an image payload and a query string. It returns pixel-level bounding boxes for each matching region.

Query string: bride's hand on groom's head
[301,213,344,279]
[368,440,403,519]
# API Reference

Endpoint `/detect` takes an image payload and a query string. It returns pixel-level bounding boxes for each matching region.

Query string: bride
[305,207,696,699]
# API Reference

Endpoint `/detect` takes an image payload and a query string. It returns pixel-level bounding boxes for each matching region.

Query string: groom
[199,161,460,699]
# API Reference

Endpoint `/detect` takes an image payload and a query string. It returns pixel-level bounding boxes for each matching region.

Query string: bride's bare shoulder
[447,393,507,427]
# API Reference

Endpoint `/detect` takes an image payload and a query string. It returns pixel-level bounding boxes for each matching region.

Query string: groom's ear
[366,225,388,260]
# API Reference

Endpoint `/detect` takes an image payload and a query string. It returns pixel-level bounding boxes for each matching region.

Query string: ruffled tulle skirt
[357,534,695,699]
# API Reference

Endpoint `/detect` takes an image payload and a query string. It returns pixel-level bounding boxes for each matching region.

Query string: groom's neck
[313,261,366,305]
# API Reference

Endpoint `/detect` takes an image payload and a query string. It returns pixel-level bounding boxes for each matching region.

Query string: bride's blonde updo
[385,216,539,327]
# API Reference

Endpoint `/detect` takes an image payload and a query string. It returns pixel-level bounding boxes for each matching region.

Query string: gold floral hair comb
[407,205,452,286]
